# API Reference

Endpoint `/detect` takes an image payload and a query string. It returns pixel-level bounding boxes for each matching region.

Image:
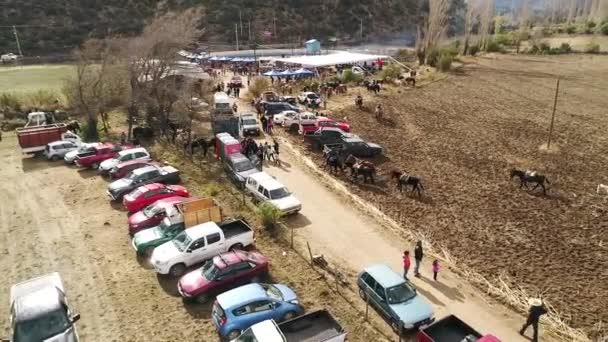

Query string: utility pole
[547,78,560,149]
[13,25,23,56]
[235,24,239,51]
[273,13,277,39]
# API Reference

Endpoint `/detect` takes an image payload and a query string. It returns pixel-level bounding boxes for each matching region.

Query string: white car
[297,92,321,106]
[64,143,101,164]
[283,112,319,132]
[244,172,301,215]
[272,110,298,126]
[44,140,80,160]
[1,53,19,63]
[98,147,151,174]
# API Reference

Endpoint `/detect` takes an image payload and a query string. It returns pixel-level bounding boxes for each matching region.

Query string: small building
[305,39,321,55]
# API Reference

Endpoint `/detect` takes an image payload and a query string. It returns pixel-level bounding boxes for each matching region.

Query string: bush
[469,45,480,56]
[341,70,363,83]
[1,118,26,131]
[559,42,572,53]
[438,54,453,71]
[256,202,284,230]
[587,21,597,29]
[248,77,270,98]
[494,34,512,46]
[566,25,576,34]
[539,42,551,53]
[426,48,440,67]
[378,64,402,81]
[584,42,600,54]
[600,22,608,35]
[0,93,22,112]
[485,40,503,52]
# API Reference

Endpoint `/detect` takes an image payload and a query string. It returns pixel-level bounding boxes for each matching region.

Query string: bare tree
[479,0,495,50]
[424,0,452,52]
[464,0,479,55]
[568,0,578,23]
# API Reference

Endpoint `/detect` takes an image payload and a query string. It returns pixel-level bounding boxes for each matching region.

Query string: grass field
[0,64,75,94]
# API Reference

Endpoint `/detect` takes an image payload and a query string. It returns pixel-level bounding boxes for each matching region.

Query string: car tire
[358,288,366,300]
[91,162,99,169]
[226,330,241,341]
[195,293,209,304]
[51,155,60,161]
[143,246,155,258]
[281,311,297,322]
[169,264,186,277]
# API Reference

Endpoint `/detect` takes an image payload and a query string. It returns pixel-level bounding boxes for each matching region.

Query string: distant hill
[0,0,464,55]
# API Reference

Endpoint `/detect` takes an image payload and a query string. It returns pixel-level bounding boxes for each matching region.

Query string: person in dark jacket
[414,240,423,277]
[520,298,547,342]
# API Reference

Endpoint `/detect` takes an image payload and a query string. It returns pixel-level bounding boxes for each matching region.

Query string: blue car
[357,264,434,331]
[212,283,303,340]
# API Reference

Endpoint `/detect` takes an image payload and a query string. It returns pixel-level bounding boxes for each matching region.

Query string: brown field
[292,54,608,338]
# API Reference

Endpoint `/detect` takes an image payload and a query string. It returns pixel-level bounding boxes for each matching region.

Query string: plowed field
[292,54,608,338]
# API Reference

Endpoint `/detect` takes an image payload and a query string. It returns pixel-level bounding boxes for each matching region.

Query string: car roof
[363,264,405,288]
[140,183,165,192]
[117,160,153,168]
[13,287,64,322]
[213,250,250,269]
[133,165,157,175]
[157,196,190,206]
[216,283,267,309]
[119,147,147,156]
[95,143,115,150]
[247,172,285,191]
[185,221,221,240]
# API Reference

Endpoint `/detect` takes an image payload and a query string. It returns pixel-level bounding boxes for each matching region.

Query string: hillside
[0,0,465,55]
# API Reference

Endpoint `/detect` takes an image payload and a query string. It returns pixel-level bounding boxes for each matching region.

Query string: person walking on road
[520,298,547,342]
[267,118,274,135]
[414,241,423,277]
[261,115,268,134]
[402,251,411,280]
[432,260,440,281]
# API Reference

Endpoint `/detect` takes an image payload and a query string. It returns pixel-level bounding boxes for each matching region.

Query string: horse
[390,170,424,196]
[66,120,80,133]
[132,126,154,139]
[185,137,216,157]
[510,169,550,195]
[344,154,376,183]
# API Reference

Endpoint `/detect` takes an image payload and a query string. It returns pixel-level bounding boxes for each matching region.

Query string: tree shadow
[418,276,465,303]
[21,157,65,173]
[283,213,312,229]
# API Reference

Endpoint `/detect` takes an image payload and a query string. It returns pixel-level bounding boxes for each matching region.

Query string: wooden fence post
[365,294,369,321]
[290,225,294,249]
[306,241,314,267]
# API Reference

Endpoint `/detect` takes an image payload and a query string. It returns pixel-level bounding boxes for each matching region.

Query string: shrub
[559,42,572,53]
[600,22,608,35]
[566,25,576,34]
[485,40,503,52]
[341,70,363,83]
[1,118,26,131]
[248,77,270,98]
[438,54,453,71]
[23,90,61,110]
[469,45,480,56]
[379,64,402,81]
[0,93,22,112]
[425,48,440,67]
[256,202,284,230]
[539,42,551,53]
[204,183,221,196]
[584,42,600,54]
[440,46,459,58]
[494,34,511,46]
[587,21,597,29]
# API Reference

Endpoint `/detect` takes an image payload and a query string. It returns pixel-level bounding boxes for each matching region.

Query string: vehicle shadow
[283,213,312,229]
[21,157,66,173]
[418,276,465,303]
[156,274,181,297]
[77,168,100,179]
[110,201,127,213]
[183,300,214,319]
[135,253,154,270]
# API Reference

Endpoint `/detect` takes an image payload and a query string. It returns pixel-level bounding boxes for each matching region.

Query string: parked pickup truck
[16,124,71,155]
[150,218,255,276]
[284,112,317,133]
[417,315,501,342]
[74,143,123,169]
[323,135,383,158]
[4,272,81,342]
[303,127,348,150]
[106,165,180,201]
[132,197,223,254]
[234,310,347,342]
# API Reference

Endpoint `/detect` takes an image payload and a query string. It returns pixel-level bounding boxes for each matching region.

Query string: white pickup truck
[150,218,254,276]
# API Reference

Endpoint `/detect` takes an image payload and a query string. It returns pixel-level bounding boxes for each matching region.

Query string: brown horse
[390,170,424,196]
[510,169,550,195]
[344,154,376,183]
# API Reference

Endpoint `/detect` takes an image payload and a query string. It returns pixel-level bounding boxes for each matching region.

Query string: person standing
[267,118,274,135]
[432,260,440,281]
[414,241,423,277]
[520,298,547,342]
[402,251,411,280]
[261,115,268,134]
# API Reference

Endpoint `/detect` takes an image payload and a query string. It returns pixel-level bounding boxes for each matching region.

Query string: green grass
[0,64,75,94]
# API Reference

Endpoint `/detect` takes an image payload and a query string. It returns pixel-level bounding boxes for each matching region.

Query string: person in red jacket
[402,250,411,280]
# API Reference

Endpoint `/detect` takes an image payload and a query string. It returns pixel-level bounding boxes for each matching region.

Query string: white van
[245,172,301,215]
[213,92,233,115]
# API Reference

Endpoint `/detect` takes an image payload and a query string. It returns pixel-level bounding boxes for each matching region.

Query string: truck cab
[4,273,80,342]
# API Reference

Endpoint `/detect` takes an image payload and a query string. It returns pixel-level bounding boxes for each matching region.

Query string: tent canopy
[294,68,314,75]
[274,51,388,68]
[263,70,284,76]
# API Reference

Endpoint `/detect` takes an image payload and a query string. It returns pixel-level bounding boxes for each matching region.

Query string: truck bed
[280,310,346,342]
[420,315,482,342]
[219,219,252,240]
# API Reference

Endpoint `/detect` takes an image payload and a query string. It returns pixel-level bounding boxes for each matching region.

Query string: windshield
[201,260,220,280]
[234,160,254,172]
[269,187,290,199]
[235,328,259,342]
[143,203,163,217]
[172,232,192,252]
[242,119,257,126]
[79,146,95,152]
[14,308,71,342]
[386,283,417,304]
[263,284,284,301]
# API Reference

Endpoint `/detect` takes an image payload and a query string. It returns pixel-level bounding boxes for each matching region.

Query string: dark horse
[510,169,550,195]
[390,170,424,196]
[324,150,343,174]
[344,154,376,183]
[184,137,216,157]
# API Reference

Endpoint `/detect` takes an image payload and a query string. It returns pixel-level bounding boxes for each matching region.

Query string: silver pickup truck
[3,272,81,342]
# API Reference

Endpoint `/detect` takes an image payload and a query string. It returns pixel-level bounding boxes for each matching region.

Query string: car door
[204,232,225,258]
[242,300,277,327]
[372,281,392,320]
[185,237,207,266]
[228,261,255,286]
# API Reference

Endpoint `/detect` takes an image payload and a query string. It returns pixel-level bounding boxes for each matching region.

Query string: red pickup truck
[74,143,124,169]
[417,315,501,342]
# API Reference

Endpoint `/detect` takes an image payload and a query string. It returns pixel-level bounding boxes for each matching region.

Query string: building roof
[364,264,405,288]
[275,51,388,68]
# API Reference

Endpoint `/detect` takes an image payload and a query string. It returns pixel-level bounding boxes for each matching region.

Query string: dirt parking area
[286,54,608,339]
[0,135,387,341]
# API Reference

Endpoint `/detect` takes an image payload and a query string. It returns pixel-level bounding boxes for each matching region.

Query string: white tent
[274,51,388,67]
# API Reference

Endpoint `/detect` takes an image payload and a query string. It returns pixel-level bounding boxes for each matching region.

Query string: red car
[109,160,160,179]
[122,183,189,213]
[178,250,269,303]
[127,196,192,235]
[75,143,132,169]
[317,117,351,132]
